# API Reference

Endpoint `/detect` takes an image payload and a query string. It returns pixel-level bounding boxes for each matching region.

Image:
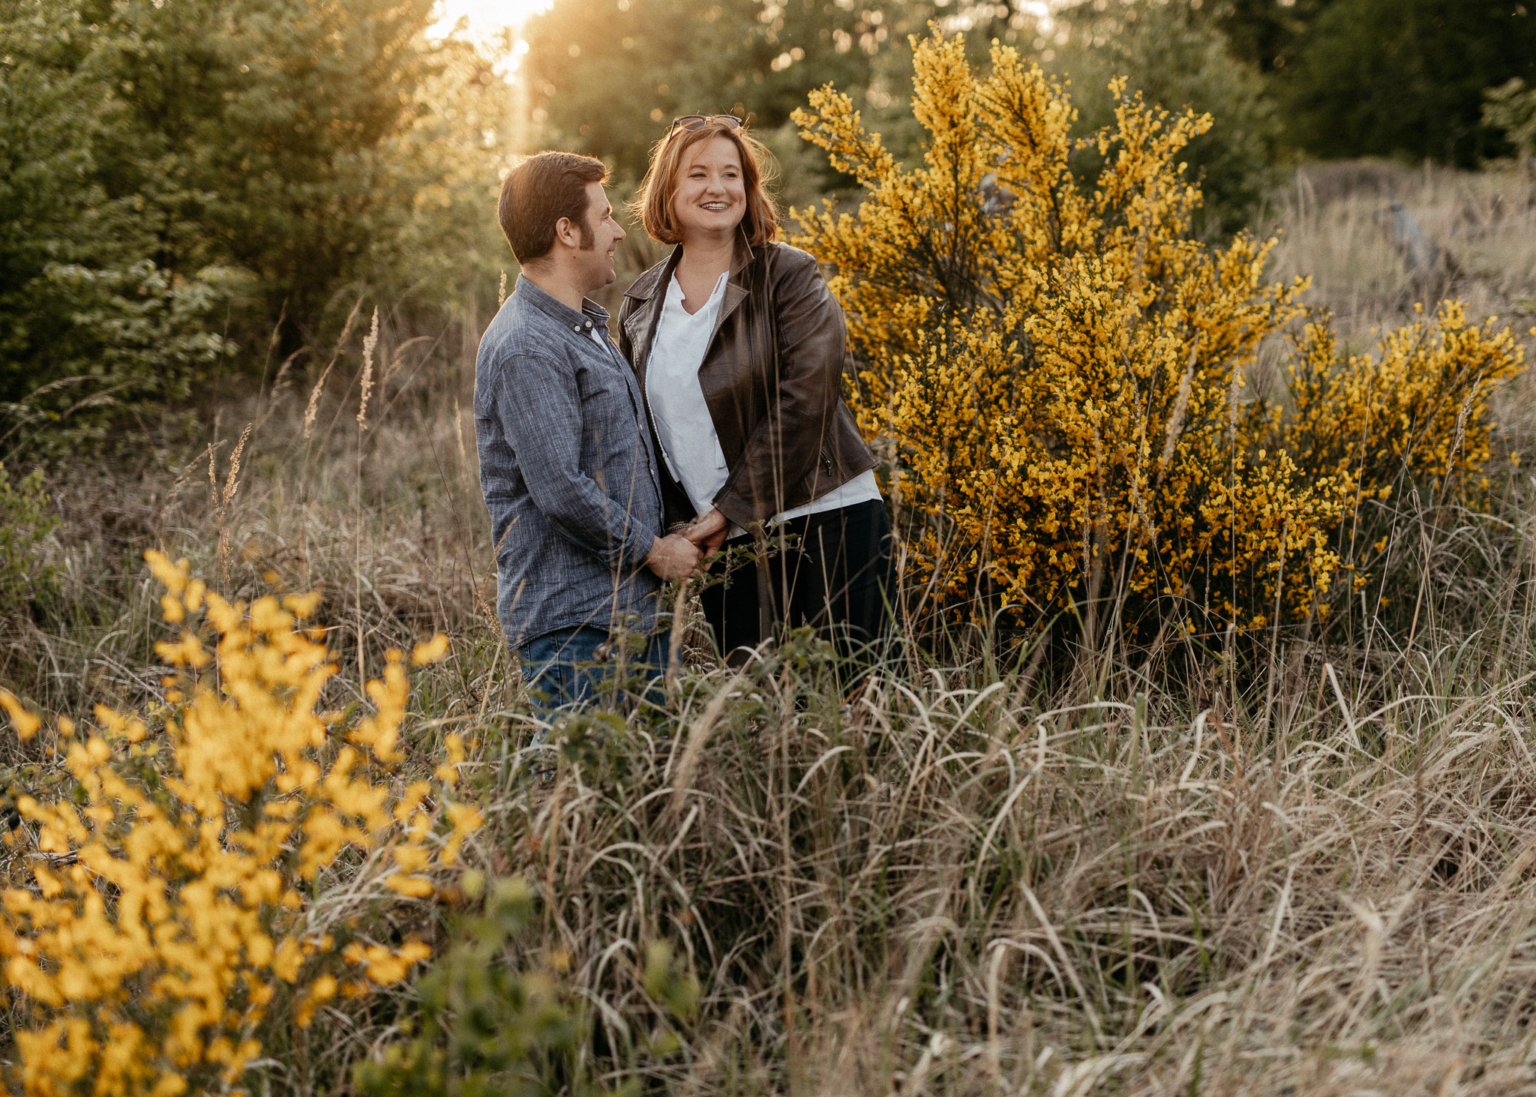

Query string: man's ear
[551,215,580,250]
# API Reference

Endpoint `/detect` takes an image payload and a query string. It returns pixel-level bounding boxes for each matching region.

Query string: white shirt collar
[665,270,729,314]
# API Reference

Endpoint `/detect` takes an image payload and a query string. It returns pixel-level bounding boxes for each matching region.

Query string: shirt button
[572,324,581,332]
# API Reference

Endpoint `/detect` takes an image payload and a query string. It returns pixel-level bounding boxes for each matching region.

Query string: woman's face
[670,136,746,243]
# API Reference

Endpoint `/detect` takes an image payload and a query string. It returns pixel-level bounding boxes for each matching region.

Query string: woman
[617,114,893,664]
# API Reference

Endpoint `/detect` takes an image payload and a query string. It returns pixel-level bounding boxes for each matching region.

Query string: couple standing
[475,115,892,710]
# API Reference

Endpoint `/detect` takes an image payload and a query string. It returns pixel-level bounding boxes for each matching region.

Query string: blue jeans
[519,625,672,713]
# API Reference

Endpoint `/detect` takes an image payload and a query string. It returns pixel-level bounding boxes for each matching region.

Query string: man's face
[572,180,626,292]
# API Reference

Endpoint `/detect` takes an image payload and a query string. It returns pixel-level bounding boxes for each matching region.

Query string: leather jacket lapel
[708,283,749,356]
[621,246,682,387]
[705,235,761,367]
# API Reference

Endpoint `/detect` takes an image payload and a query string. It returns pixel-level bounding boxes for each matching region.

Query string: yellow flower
[2,561,476,1094]
[790,32,1522,632]
[0,688,40,740]
[412,633,450,666]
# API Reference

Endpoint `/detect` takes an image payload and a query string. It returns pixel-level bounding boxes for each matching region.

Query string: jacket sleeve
[485,350,657,573]
[713,250,847,527]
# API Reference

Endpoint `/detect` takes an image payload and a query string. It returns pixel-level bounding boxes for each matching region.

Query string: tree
[523,0,903,182]
[1051,0,1281,235]
[1196,0,1338,74]
[85,0,510,339]
[1282,0,1536,164]
[0,0,231,453]
[0,0,512,454]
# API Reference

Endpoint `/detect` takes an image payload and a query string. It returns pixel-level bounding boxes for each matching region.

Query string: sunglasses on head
[668,114,745,136]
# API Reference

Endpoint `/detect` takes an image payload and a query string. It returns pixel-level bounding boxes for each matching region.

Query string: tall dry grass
[1264,159,1536,343]
[0,302,507,726]
[4,163,1536,1095]
[470,614,1536,1095]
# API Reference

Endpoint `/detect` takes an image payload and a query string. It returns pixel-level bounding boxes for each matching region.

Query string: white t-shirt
[645,271,880,532]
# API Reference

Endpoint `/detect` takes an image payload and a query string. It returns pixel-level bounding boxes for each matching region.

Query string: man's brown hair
[635,119,780,246]
[498,152,607,265]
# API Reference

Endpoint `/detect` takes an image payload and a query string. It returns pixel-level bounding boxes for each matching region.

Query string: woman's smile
[671,136,746,240]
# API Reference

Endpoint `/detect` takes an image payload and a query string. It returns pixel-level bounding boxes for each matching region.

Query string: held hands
[645,532,702,581]
[682,508,729,555]
[645,509,728,582]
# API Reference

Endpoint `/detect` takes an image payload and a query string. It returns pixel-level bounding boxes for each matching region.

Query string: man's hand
[645,532,702,581]
[683,508,729,555]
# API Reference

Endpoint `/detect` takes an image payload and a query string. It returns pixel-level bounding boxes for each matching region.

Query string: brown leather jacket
[617,239,877,531]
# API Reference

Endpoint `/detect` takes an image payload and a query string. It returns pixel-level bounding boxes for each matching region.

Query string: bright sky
[433,0,1058,48]
[428,0,552,45]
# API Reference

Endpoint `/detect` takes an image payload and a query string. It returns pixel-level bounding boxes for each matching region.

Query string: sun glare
[429,0,552,44]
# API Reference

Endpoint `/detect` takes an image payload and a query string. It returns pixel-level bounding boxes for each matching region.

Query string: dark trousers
[700,499,895,664]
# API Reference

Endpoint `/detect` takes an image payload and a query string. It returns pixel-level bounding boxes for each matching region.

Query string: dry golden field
[5,160,1536,1095]
[1265,160,1536,349]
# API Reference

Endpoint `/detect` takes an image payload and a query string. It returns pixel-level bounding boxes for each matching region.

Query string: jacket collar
[622,246,683,305]
[712,233,757,345]
[623,230,759,303]
[620,250,681,384]
[622,232,765,381]
[729,228,757,276]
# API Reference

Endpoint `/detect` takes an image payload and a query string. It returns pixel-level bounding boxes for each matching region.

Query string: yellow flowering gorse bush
[1261,301,1521,499]
[792,33,1525,632]
[0,551,482,1097]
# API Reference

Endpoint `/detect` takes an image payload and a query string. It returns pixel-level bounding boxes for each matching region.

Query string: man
[475,152,700,710]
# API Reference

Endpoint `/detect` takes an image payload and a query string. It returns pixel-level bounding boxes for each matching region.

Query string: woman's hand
[683,508,729,555]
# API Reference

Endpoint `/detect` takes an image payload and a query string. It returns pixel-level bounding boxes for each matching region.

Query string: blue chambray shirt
[474,275,664,648]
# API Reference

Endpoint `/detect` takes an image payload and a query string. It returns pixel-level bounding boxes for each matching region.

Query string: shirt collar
[664,269,729,311]
[513,273,611,335]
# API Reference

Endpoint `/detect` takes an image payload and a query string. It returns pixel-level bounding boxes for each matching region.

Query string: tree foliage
[1072,0,1536,167]
[1275,0,1536,164]
[1051,0,1281,235]
[0,1,228,453]
[0,0,510,456]
[1484,77,1536,163]
[1192,0,1338,74]
[523,0,910,181]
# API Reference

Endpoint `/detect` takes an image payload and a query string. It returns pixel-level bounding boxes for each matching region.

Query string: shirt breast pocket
[583,351,637,400]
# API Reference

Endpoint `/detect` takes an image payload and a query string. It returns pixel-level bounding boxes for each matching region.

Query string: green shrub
[2,261,238,457]
[354,878,597,1097]
[0,463,57,620]
[1052,0,1282,236]
[355,876,698,1097]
